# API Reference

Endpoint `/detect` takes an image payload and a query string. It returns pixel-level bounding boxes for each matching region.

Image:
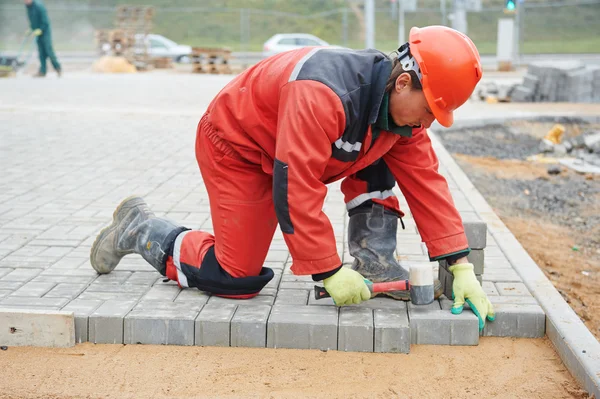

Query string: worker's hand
[449,263,495,331]
[323,267,371,306]
[32,29,42,36]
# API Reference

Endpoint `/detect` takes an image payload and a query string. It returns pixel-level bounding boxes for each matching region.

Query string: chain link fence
[1,1,599,54]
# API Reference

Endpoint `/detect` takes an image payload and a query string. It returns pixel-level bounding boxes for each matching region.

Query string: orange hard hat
[407,26,482,127]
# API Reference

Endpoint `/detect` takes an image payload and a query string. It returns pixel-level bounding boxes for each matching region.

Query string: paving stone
[10,281,56,297]
[0,268,13,279]
[0,296,70,309]
[207,295,274,307]
[485,257,513,269]
[174,289,210,305]
[495,282,532,296]
[257,287,278,297]
[0,281,24,290]
[338,307,374,352]
[138,284,180,302]
[195,303,237,347]
[92,271,133,284]
[273,289,309,305]
[1,268,43,282]
[62,299,104,343]
[279,282,319,290]
[124,272,161,286]
[489,295,539,305]
[462,214,487,249]
[482,269,522,283]
[374,308,410,353]
[124,302,201,345]
[264,273,281,290]
[0,290,12,299]
[76,291,145,301]
[84,283,149,295]
[31,274,96,285]
[89,300,137,344]
[267,305,338,350]
[484,246,504,257]
[482,281,499,296]
[352,297,408,310]
[482,304,545,338]
[44,283,89,299]
[409,302,479,345]
[231,305,271,348]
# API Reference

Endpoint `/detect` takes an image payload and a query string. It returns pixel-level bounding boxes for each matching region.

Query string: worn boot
[90,196,187,275]
[348,203,442,301]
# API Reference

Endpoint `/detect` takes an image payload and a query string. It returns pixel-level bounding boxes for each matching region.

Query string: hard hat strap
[397,43,423,82]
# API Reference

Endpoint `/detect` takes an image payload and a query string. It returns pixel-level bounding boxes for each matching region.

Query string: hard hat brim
[423,83,454,128]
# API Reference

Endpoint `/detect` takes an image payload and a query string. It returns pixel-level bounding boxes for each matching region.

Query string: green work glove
[323,267,372,306]
[32,29,42,36]
[449,263,495,331]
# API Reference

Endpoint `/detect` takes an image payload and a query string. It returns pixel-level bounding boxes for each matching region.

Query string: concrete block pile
[512,61,600,103]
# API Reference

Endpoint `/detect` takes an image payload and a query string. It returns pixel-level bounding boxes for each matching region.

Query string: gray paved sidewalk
[1,72,544,352]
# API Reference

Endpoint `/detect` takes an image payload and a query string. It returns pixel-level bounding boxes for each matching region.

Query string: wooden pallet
[191,47,232,74]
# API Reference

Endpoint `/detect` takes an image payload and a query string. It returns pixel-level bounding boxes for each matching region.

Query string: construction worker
[24,0,61,77]
[91,26,495,330]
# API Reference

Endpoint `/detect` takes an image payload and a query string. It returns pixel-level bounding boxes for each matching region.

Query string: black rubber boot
[348,203,442,301]
[90,196,187,275]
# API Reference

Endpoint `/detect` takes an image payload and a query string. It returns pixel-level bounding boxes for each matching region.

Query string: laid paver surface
[0,72,544,351]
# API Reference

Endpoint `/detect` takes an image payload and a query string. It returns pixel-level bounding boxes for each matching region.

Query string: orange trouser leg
[165,114,278,298]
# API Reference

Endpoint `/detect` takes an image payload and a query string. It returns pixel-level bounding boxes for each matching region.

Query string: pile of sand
[92,56,136,73]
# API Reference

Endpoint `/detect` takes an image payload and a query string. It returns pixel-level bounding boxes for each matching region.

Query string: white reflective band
[346,190,395,210]
[289,47,322,82]
[334,138,362,153]
[172,230,191,288]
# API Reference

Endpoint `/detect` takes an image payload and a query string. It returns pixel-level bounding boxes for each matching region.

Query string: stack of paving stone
[512,61,600,103]
[438,212,486,299]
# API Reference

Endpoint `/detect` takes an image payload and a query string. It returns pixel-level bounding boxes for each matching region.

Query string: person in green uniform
[24,0,61,77]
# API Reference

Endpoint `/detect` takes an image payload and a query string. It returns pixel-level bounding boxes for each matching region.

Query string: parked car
[262,33,341,58]
[135,34,192,63]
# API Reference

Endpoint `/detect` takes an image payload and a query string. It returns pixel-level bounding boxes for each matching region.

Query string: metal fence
[1,1,599,55]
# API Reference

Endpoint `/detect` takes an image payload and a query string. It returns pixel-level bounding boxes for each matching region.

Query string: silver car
[262,33,339,58]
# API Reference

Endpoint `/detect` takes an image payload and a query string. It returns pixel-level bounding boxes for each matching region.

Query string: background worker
[90,25,495,330]
[24,0,61,77]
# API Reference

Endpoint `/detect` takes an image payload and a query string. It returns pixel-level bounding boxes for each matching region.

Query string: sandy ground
[0,338,590,399]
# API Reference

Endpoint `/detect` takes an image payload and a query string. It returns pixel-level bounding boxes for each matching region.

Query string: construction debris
[511,61,600,103]
[536,128,600,174]
[92,56,137,74]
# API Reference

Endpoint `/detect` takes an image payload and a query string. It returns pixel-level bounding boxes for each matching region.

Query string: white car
[135,34,192,63]
[262,33,339,58]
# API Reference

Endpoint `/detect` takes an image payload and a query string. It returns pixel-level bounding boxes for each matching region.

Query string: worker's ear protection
[397,43,423,82]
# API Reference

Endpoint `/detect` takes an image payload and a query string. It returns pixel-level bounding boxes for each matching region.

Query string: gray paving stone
[0,268,13,279]
[264,273,281,290]
[352,297,408,310]
[44,283,89,299]
[89,300,137,344]
[10,281,56,297]
[84,283,149,295]
[231,305,271,348]
[124,272,161,286]
[257,287,278,297]
[76,291,145,301]
[482,269,522,283]
[208,295,274,307]
[279,281,319,290]
[0,290,12,299]
[338,307,374,352]
[307,292,336,306]
[0,296,70,309]
[174,289,210,305]
[93,271,133,284]
[373,308,410,353]
[439,250,484,275]
[195,303,237,347]
[489,295,539,305]
[124,302,201,345]
[461,213,487,249]
[409,302,479,345]
[267,305,338,350]
[62,299,104,343]
[0,281,24,290]
[495,282,532,296]
[482,304,545,338]
[1,268,43,282]
[482,281,499,296]
[139,284,180,302]
[274,289,309,305]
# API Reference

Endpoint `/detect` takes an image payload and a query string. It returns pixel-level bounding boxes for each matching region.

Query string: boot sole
[90,195,146,274]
